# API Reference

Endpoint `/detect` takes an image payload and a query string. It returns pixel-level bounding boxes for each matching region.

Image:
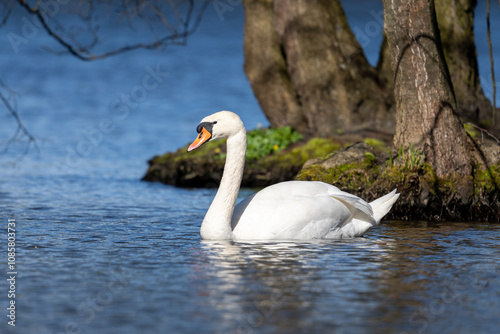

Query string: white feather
[191,111,399,240]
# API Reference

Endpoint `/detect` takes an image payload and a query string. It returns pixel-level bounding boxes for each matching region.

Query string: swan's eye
[197,121,216,135]
[213,121,217,124]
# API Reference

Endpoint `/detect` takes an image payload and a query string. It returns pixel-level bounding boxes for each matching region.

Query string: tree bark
[244,0,495,140]
[243,0,392,137]
[243,0,304,130]
[434,0,493,125]
[377,0,493,128]
[376,35,396,113]
[383,0,481,179]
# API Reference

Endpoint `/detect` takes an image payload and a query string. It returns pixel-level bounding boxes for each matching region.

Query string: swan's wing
[327,191,376,226]
[231,181,376,240]
[280,180,376,225]
[369,189,400,222]
[233,194,351,239]
[231,193,256,230]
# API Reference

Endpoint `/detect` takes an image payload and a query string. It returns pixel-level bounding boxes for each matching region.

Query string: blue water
[1,1,500,333]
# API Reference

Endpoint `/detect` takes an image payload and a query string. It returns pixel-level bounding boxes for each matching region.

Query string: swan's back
[231,181,398,240]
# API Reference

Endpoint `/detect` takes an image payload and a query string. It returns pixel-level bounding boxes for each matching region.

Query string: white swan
[187,111,399,240]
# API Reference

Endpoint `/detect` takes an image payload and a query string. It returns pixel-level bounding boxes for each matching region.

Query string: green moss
[295,156,380,191]
[364,152,376,165]
[378,166,402,184]
[295,165,331,182]
[463,123,477,138]
[437,174,458,193]
[372,163,437,194]
[363,138,386,151]
[295,138,340,159]
[473,165,500,195]
[257,137,340,169]
[421,164,437,190]
[375,163,500,200]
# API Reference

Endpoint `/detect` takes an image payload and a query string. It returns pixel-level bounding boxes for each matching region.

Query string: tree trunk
[434,0,493,125]
[377,0,493,128]
[243,0,392,137]
[383,0,482,179]
[376,35,396,113]
[242,0,304,130]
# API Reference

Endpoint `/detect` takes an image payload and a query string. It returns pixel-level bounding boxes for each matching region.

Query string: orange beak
[187,127,212,152]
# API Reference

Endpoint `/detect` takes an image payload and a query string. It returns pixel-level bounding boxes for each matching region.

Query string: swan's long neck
[200,129,246,240]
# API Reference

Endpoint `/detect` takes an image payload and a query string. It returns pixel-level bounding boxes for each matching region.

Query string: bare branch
[150,3,176,34]
[0,0,16,27]
[1,0,209,157]
[0,80,38,156]
[16,0,210,61]
[466,122,500,145]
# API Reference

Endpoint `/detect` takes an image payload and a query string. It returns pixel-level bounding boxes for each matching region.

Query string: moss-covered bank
[142,132,500,221]
[296,143,500,222]
[142,136,339,188]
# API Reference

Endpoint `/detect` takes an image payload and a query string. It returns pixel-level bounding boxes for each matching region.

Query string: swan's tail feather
[369,189,400,223]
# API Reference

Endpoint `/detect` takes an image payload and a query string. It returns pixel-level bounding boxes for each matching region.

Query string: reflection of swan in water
[187,111,400,240]
[192,240,390,333]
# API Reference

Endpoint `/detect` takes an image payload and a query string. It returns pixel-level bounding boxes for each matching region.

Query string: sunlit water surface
[1,2,500,334]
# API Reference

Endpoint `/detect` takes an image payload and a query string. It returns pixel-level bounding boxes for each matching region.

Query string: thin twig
[486,0,497,126]
[0,0,15,27]
[466,122,500,145]
[0,80,39,155]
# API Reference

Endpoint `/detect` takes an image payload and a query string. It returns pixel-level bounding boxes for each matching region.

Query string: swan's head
[187,111,244,152]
